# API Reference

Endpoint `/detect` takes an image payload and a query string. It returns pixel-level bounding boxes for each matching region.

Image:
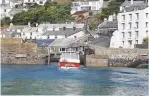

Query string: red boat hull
[59,62,80,68]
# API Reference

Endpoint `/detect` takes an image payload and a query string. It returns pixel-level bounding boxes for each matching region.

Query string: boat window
[61,52,79,59]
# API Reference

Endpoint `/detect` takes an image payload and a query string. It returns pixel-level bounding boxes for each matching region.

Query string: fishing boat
[59,51,80,69]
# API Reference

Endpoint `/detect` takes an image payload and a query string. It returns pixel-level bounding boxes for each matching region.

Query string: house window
[73,27,76,30]
[146,30,148,36]
[122,32,125,38]
[30,32,32,36]
[47,35,50,39]
[55,35,57,39]
[4,9,6,12]
[136,13,139,20]
[129,23,132,29]
[122,15,125,21]
[135,31,138,38]
[53,28,55,31]
[63,27,66,30]
[65,35,67,38]
[135,40,138,44]
[122,23,125,30]
[146,22,148,28]
[128,40,132,46]
[60,48,65,51]
[129,14,132,21]
[74,36,77,38]
[128,32,131,38]
[33,0,35,2]
[135,22,139,28]
[146,13,149,19]
[39,1,43,4]
[122,41,124,46]
[92,6,96,10]
[28,0,30,2]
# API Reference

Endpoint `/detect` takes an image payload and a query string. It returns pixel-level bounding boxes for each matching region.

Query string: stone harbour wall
[86,55,109,67]
[87,46,148,67]
[1,53,46,64]
[1,43,47,64]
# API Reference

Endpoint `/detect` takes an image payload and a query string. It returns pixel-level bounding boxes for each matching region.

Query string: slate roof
[120,1,148,12]
[98,21,118,29]
[88,36,111,47]
[2,0,5,4]
[42,28,83,36]
[38,23,85,29]
[9,25,28,29]
[121,0,131,7]
[0,4,11,9]
[72,11,89,15]
[49,38,76,47]
[36,39,55,47]
[121,0,145,6]
[88,30,99,36]
[10,0,24,3]
[49,34,91,47]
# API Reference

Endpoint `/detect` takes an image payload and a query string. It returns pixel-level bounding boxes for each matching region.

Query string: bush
[143,37,148,44]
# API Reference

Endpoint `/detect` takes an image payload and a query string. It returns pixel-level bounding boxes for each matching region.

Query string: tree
[1,17,11,26]
[89,23,97,30]
[11,2,73,25]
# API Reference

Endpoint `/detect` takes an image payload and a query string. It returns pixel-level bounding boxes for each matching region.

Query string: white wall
[111,7,149,48]
[110,30,121,48]
[71,0,103,14]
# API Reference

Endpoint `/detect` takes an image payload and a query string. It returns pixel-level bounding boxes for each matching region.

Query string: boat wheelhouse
[59,51,80,69]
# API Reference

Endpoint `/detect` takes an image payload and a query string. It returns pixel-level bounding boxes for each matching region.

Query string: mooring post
[47,47,50,65]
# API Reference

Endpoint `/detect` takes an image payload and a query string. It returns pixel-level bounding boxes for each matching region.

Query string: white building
[38,23,85,39]
[23,0,48,6]
[110,0,149,48]
[71,0,103,14]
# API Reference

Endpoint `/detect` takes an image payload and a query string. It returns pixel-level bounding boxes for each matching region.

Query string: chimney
[104,18,107,22]
[108,15,113,21]
[9,23,13,27]
[131,0,133,5]
[28,22,31,27]
[36,23,38,27]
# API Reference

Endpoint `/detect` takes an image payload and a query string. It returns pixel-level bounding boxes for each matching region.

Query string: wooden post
[47,47,50,65]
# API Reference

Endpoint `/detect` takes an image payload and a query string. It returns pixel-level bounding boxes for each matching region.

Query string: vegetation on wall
[143,37,148,44]
[98,0,125,22]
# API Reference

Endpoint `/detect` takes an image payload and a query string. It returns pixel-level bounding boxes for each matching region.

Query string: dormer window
[47,35,50,39]
[53,28,55,31]
[63,27,66,30]
[73,27,76,30]
[135,6,139,10]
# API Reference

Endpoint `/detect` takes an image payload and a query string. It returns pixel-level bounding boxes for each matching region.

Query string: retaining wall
[1,42,47,64]
[87,46,148,67]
